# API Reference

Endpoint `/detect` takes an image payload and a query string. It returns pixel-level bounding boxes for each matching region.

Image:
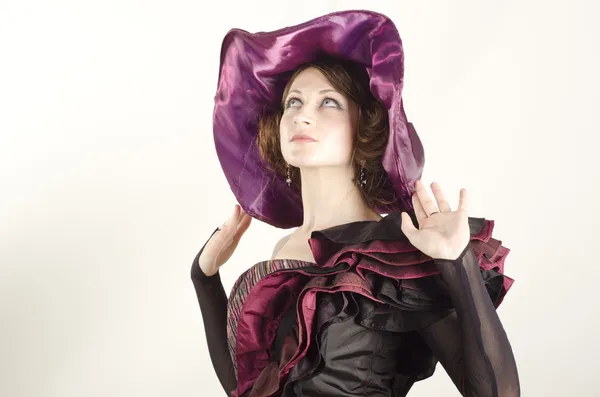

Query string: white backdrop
[1,0,598,396]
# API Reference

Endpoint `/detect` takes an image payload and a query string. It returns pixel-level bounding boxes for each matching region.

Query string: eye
[284,97,302,109]
[322,97,340,107]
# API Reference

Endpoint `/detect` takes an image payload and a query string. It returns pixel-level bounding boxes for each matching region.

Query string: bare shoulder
[271,233,292,259]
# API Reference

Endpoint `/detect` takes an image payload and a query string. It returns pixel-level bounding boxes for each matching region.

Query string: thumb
[232,213,252,243]
[400,212,418,238]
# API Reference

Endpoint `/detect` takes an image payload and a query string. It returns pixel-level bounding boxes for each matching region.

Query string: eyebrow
[288,88,338,95]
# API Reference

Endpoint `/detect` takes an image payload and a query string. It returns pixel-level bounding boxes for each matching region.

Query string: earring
[359,166,367,187]
[286,164,292,187]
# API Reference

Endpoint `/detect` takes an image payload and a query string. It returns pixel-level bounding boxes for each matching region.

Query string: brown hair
[257,56,396,209]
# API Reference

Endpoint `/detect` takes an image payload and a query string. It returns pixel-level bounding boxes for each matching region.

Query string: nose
[293,113,312,126]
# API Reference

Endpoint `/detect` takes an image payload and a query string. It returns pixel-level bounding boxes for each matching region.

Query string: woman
[191,10,519,397]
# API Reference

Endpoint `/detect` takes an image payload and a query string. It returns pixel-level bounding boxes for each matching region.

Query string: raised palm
[401,180,471,261]
[198,204,252,276]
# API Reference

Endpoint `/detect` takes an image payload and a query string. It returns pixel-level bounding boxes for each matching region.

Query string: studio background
[1,0,598,396]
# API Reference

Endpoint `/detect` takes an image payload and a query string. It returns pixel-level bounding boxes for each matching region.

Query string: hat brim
[212,10,424,228]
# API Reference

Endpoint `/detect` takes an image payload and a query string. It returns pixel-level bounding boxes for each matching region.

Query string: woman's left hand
[400,180,471,261]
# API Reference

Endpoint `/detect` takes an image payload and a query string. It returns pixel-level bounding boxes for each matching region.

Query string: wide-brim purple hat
[212,10,424,229]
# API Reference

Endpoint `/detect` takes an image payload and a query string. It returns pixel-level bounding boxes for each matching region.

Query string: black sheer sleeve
[417,243,520,397]
[190,228,237,396]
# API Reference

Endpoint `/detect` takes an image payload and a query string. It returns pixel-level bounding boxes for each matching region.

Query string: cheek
[328,113,355,140]
[278,115,291,146]
[279,114,290,135]
[321,120,355,158]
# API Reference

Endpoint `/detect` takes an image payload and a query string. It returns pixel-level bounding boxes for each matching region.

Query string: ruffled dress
[191,212,518,397]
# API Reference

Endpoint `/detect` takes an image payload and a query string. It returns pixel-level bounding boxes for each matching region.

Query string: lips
[290,133,317,142]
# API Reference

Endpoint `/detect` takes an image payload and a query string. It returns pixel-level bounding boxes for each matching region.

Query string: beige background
[1,0,598,396]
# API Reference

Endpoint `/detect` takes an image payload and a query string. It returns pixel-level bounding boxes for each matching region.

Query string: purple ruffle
[229,215,513,397]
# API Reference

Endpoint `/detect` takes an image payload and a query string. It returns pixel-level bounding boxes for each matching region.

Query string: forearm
[435,244,520,396]
[191,245,237,395]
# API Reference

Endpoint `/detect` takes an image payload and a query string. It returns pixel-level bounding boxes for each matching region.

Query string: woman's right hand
[198,204,252,276]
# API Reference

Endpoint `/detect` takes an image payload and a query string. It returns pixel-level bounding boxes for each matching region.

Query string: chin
[284,147,352,169]
[287,156,350,169]
[286,157,316,168]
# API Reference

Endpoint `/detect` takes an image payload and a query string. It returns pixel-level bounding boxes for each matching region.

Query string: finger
[233,212,252,242]
[400,212,418,238]
[231,204,242,223]
[411,194,427,226]
[412,192,427,226]
[431,182,451,212]
[415,180,438,216]
[218,205,240,235]
[235,207,251,228]
[457,188,468,212]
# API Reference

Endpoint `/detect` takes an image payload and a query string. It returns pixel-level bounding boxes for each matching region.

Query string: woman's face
[279,67,359,169]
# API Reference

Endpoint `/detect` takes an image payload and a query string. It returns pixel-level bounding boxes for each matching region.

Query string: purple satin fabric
[213,10,424,228]
[227,213,513,397]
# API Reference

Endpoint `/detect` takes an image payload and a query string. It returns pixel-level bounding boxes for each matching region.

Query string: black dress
[190,212,520,397]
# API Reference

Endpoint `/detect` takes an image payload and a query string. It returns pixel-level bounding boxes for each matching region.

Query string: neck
[296,165,381,234]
